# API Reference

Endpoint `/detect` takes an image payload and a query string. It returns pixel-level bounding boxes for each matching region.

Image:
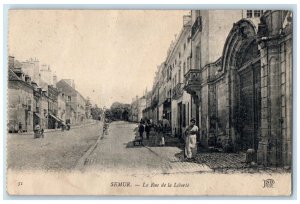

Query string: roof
[56,79,77,96]
[8,69,20,81]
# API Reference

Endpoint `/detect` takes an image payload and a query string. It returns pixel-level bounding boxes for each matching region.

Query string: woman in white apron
[184,118,198,159]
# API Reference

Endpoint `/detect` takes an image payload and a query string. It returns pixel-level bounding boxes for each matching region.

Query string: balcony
[183,69,201,95]
[191,16,202,38]
[172,83,184,100]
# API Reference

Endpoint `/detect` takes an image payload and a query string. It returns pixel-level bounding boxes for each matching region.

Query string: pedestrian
[145,120,151,140]
[18,122,23,133]
[138,120,145,144]
[184,118,199,160]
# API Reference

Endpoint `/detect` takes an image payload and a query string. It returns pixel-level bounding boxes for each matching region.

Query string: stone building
[21,58,40,85]
[40,64,53,86]
[142,10,292,167]
[184,10,292,166]
[151,70,160,124]
[85,97,92,120]
[166,15,193,138]
[56,79,87,125]
[8,58,34,133]
[57,90,67,123]
[130,95,146,122]
[76,92,87,124]
[142,90,153,121]
[47,85,60,129]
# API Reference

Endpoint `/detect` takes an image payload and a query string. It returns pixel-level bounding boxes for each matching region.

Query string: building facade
[56,79,88,125]
[184,10,292,166]
[142,10,292,167]
[8,67,34,133]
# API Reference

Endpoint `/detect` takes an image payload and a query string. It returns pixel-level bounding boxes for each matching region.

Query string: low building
[8,58,34,133]
[56,79,87,125]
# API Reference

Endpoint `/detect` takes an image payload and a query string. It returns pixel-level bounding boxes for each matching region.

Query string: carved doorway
[236,42,261,151]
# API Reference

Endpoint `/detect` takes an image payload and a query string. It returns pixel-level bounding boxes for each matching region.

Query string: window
[184,43,186,50]
[179,52,181,58]
[246,10,253,18]
[183,62,186,75]
[254,10,262,17]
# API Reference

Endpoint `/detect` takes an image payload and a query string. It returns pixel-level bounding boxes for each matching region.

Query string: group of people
[137,119,152,144]
[138,119,199,160]
[137,117,199,160]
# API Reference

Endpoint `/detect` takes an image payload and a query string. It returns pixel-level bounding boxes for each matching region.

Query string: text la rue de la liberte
[111,182,190,188]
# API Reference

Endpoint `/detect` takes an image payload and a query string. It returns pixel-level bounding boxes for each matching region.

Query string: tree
[107,102,131,121]
[91,105,102,120]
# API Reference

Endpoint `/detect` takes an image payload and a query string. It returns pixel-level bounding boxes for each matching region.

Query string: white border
[1,0,299,203]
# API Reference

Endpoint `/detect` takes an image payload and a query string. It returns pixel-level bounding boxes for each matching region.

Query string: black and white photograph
[6,9,293,196]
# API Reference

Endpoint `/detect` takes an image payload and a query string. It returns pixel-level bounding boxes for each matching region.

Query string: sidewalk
[141,130,182,147]
[142,130,260,172]
[13,120,98,135]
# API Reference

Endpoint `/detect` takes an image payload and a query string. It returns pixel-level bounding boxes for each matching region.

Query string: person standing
[145,120,151,140]
[184,118,199,160]
[138,120,145,144]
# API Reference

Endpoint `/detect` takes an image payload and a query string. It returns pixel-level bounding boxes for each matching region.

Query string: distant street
[82,121,211,175]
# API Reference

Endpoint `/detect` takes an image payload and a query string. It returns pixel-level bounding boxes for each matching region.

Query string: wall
[8,81,34,132]
[207,11,242,65]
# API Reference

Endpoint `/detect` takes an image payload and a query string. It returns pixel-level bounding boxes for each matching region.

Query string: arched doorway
[236,40,261,151]
[222,20,261,151]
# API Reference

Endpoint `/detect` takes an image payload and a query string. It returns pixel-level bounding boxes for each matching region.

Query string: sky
[8,10,189,108]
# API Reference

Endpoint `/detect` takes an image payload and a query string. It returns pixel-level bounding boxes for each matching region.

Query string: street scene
[6,9,293,195]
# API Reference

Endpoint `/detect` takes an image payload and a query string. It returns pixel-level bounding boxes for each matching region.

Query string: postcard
[6,9,292,196]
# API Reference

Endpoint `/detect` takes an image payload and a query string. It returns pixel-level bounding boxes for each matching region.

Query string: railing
[184,69,201,85]
[172,83,184,100]
[183,69,201,94]
[191,16,202,38]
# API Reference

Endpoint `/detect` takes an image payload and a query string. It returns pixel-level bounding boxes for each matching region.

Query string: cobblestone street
[83,121,212,175]
[7,121,103,171]
[7,120,290,175]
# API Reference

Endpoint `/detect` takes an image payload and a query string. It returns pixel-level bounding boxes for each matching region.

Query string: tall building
[21,58,40,84]
[40,64,53,86]
[184,10,292,166]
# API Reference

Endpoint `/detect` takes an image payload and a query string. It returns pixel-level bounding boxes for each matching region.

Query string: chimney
[53,73,57,88]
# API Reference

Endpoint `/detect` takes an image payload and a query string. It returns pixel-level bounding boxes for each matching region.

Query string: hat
[190,118,196,123]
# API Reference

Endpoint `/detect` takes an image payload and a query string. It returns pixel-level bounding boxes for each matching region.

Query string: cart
[34,129,44,139]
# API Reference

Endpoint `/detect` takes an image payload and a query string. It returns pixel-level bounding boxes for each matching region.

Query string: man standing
[138,120,145,144]
[184,119,199,160]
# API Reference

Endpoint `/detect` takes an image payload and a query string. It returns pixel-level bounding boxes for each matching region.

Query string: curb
[74,121,104,171]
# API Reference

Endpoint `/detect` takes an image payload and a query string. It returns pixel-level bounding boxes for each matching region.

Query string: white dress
[185,125,198,159]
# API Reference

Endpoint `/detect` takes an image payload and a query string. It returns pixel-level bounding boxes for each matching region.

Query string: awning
[34,113,41,118]
[49,114,63,122]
